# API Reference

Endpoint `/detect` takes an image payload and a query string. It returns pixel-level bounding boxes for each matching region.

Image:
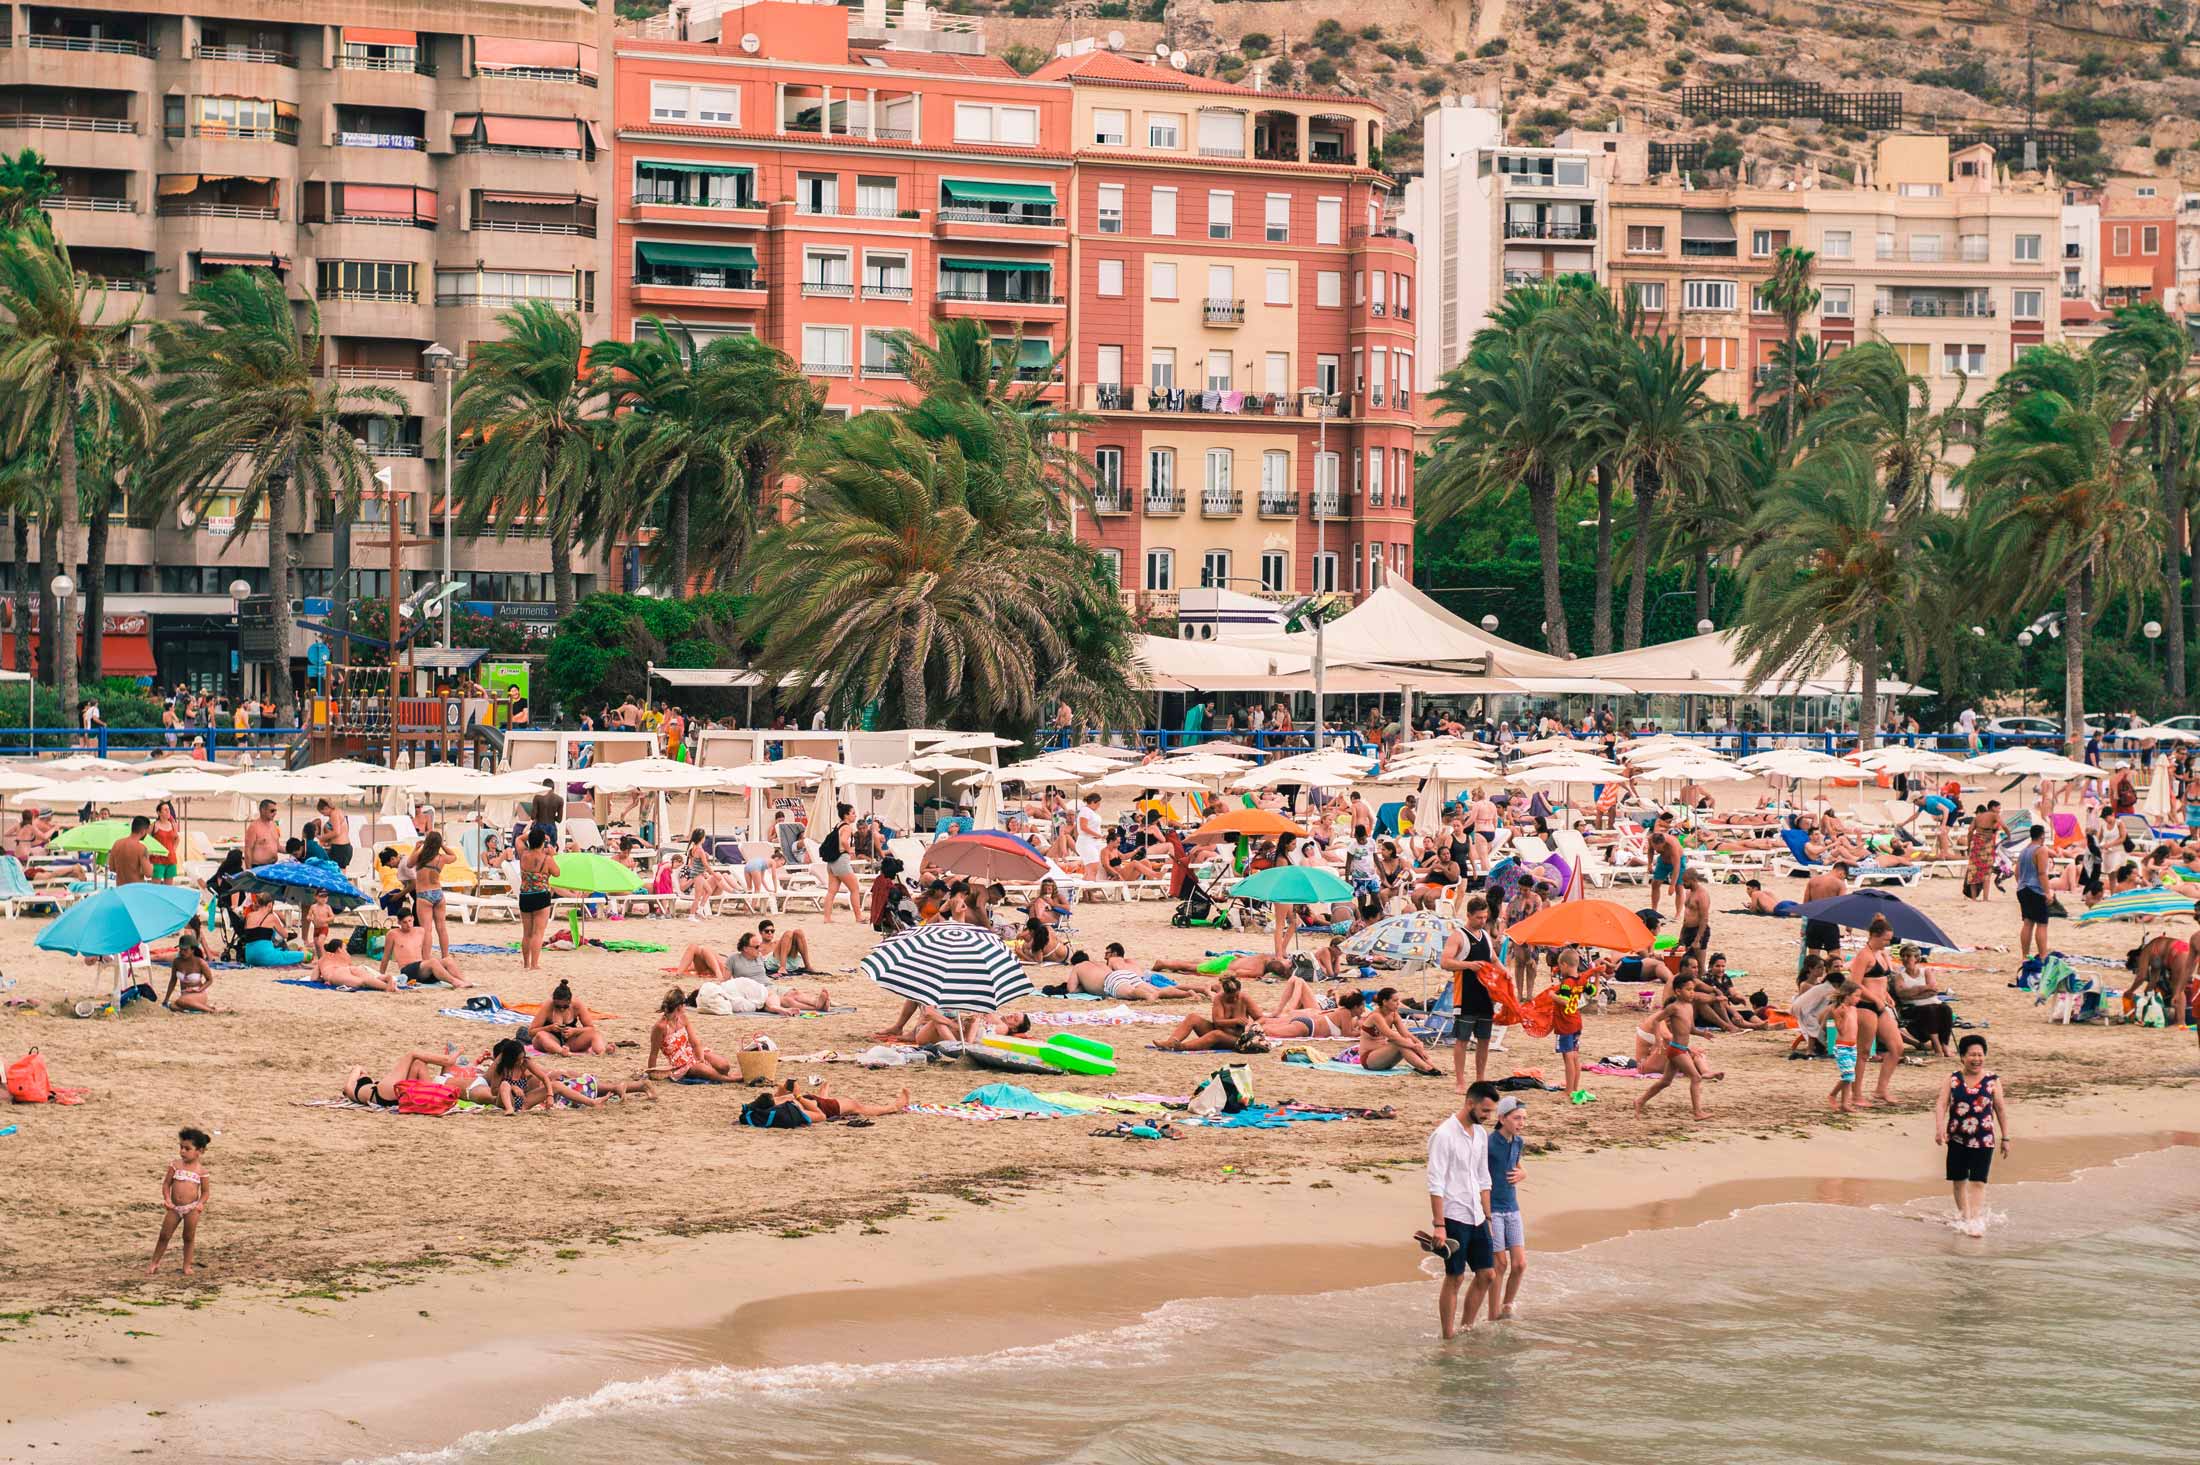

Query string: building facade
[2098,175,2179,312]
[4,0,614,688]
[1036,47,1414,610]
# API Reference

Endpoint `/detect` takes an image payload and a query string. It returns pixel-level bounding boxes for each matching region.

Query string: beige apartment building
[3,0,613,689]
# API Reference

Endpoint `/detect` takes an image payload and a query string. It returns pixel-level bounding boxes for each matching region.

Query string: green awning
[940,257,1050,274]
[1015,338,1056,366]
[636,241,756,269]
[641,161,752,178]
[941,178,1056,205]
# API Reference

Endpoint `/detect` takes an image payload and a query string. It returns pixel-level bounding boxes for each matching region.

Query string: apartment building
[611,0,1071,414]
[3,0,614,688]
[1401,101,1622,393]
[2099,175,2178,311]
[2180,190,2200,328]
[2059,183,2103,333]
[1796,136,2060,427]
[1036,46,1413,609]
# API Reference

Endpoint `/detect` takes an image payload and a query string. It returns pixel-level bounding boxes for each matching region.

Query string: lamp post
[423,343,461,648]
[48,574,73,749]
[1308,388,1332,749]
[2145,619,2162,673]
[2017,629,2034,722]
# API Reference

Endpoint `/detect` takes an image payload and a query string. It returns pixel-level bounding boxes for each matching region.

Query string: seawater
[368,1146,2200,1465]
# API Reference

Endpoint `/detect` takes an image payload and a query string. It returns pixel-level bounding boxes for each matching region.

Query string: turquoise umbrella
[36,883,202,1009]
[2076,888,2200,924]
[1232,865,1353,905]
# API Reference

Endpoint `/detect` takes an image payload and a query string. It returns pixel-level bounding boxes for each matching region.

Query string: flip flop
[1413,1229,1459,1258]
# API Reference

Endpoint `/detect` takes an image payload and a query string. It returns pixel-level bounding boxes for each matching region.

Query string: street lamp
[1480,614,1499,632]
[423,342,461,647]
[1696,618,1715,635]
[2146,619,2162,675]
[2016,629,2034,719]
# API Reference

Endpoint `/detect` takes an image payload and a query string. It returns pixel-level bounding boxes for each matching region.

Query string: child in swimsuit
[1825,980,1861,1114]
[148,1126,211,1276]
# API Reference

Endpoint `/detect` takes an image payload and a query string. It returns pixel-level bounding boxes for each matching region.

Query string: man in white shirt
[1958,706,1978,753]
[1421,1080,1500,1338]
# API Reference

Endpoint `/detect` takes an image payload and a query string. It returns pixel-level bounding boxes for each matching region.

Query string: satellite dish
[1169,50,1187,69]
[1155,40,1170,55]
[1107,29,1125,49]
[739,32,761,53]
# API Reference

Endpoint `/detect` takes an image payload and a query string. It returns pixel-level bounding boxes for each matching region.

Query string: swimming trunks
[1195,955,1232,976]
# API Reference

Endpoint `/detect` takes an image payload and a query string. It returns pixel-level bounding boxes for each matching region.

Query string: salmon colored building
[1034,49,1413,608]
[2099,177,2178,311]
[611,0,1070,414]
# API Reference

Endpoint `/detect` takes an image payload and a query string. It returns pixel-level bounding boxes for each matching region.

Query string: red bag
[7,1048,52,1105]
[395,1079,458,1116]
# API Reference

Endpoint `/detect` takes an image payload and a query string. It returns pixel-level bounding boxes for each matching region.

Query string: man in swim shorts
[1798,862,1848,974]
[1675,868,1712,957]
[1647,812,1685,917]
[1154,953,1287,982]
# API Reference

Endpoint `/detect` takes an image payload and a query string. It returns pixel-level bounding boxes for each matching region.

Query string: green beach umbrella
[546,852,642,895]
[51,820,170,862]
[1232,865,1353,905]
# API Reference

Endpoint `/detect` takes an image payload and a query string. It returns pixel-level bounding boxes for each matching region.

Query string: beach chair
[1774,827,1820,878]
[1551,829,1617,891]
[776,867,829,914]
[563,816,609,853]
[1375,801,1403,838]
[359,816,420,851]
[0,855,69,917]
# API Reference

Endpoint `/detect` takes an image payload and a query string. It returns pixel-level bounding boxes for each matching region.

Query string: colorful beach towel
[1033,1006,1179,1027]
[907,1101,1058,1122]
[440,1005,532,1026]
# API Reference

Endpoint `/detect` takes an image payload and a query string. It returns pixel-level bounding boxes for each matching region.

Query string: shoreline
[8,1082,2197,1464]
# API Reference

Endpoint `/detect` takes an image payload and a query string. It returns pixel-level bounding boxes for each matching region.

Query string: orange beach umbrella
[1189,808,1308,844]
[1505,899,1654,953]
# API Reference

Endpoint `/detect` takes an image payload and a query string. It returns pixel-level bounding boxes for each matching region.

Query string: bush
[1523,106,1570,129]
[1419,74,1446,95]
[1239,31,1271,53]
[1307,56,1339,85]
[1267,57,1293,86]
[2076,50,2111,78]
[1377,41,1406,59]
[542,592,752,716]
[1001,42,1046,74]
[2158,146,2177,166]
[1477,37,1509,57]
[1359,24,1382,40]
[0,679,163,744]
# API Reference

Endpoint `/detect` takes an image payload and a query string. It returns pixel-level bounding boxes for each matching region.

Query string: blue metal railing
[1034,727,1376,760]
[1033,727,2103,763]
[0,725,308,759]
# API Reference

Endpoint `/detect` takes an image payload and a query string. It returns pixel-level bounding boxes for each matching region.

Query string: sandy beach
[5,785,2200,1460]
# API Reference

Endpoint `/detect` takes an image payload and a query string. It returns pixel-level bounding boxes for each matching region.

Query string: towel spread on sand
[277,978,415,993]
[440,1006,533,1026]
[907,1101,1056,1122]
[1187,1104,1346,1128]
[1033,1006,1178,1027]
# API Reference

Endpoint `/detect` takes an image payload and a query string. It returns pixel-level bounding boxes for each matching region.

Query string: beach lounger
[0,855,70,917]
[776,868,830,915]
[562,816,609,853]
[442,890,518,924]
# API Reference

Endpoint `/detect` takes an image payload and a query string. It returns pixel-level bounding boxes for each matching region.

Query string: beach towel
[450,943,514,956]
[960,1084,1080,1116]
[1188,1104,1345,1128]
[1030,1091,1171,1114]
[504,1001,626,1019]
[1282,1051,1423,1076]
[297,1097,492,1115]
[277,978,403,993]
[906,1101,1057,1121]
[1586,1059,1650,1077]
[1033,1006,1179,1027]
[439,1005,532,1026]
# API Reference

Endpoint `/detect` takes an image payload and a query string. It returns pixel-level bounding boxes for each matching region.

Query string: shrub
[1359,24,1382,40]
[1307,56,1339,85]
[2157,146,2177,166]
[1239,31,1271,53]
[1419,74,1446,95]
[1477,38,1509,57]
[2076,50,2111,78]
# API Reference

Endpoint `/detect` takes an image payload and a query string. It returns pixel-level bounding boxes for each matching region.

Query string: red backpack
[7,1049,52,1105]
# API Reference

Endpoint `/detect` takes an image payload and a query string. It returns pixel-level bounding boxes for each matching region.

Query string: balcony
[0,113,136,134]
[1312,491,1353,520]
[1874,298,1996,319]
[632,188,757,211]
[1145,489,1183,515]
[338,130,424,151]
[801,278,854,299]
[1350,225,1417,245]
[159,201,279,220]
[633,268,763,294]
[1092,486,1129,514]
[1679,239,1737,258]
[863,281,913,301]
[1093,384,1135,411]
[801,360,852,379]
[1257,493,1299,518]
[25,34,152,56]
[193,43,294,66]
[1503,221,1596,240]
[1875,244,1947,263]
[318,287,418,304]
[312,364,432,382]
[1370,302,1387,317]
[182,122,299,145]
[2064,242,2084,259]
[936,206,1058,228]
[478,65,597,87]
[936,288,1062,307]
[1203,298,1245,326]
[46,195,135,213]
[337,53,434,75]
[1200,492,1243,517]
[1197,145,1247,160]
[1136,387,1353,418]
[1368,386,1386,408]
[861,359,907,380]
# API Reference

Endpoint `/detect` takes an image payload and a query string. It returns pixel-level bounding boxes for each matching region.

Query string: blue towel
[450,943,514,956]
[277,978,379,993]
[440,1005,531,1025]
[960,1083,1079,1116]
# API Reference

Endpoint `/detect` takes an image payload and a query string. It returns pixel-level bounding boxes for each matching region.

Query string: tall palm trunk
[265,470,297,726]
[2161,412,2186,702]
[10,510,28,675]
[35,508,54,685]
[1855,622,1879,751]
[1528,469,1568,656]
[1591,463,1615,655]
[665,475,692,594]
[330,497,352,644]
[1693,542,1712,627]
[549,534,576,620]
[2189,504,2200,670]
[53,390,78,727]
[1622,463,1656,650]
[1778,311,1801,452]
[900,630,926,729]
[79,486,108,686]
[2064,562,2090,758]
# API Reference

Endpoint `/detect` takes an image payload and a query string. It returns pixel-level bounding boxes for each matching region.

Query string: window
[2014,233,2042,263]
[1898,182,1942,198]
[1093,108,1128,146]
[1207,190,1233,240]
[1353,271,1365,305]
[952,104,1037,145]
[1144,547,1174,591]
[1820,285,1853,318]
[863,252,910,296]
[1097,184,1123,234]
[317,259,415,298]
[1204,449,1233,500]
[1628,280,1666,312]
[954,103,991,143]
[1397,275,1410,315]
[1894,341,1930,376]
[1317,271,1342,308]
[1195,109,1244,157]
[855,176,897,215]
[1366,448,1384,504]
[1151,186,1177,236]
[797,172,837,214]
[1150,261,1178,299]
[1263,267,1290,306]
[1147,447,1175,501]
[1264,351,1289,393]
[1265,193,1290,242]
[1367,543,1382,588]
[651,82,690,121]
[1822,229,1851,259]
[1147,113,1181,148]
[1682,278,1737,312]
[1942,342,1986,376]
[1260,550,1289,593]
[1314,451,1339,505]
[1098,548,1123,585]
[1749,284,1775,315]
[1625,224,1665,254]
[1201,550,1231,587]
[803,248,851,292]
[1316,355,1339,395]
[1206,352,1232,391]
[1371,271,1386,313]
[1150,347,1176,390]
[1909,233,1943,262]
[1207,263,1235,303]
[2013,288,2043,321]
[1684,336,1737,371]
[1313,552,1337,593]
[1369,349,1386,399]
[2137,185,2157,198]
[1097,258,1123,296]
[1315,197,1342,245]
[1094,446,1123,497]
[997,107,1038,145]
[2113,226,2132,255]
[861,328,904,376]
[1751,228,1789,257]
[2142,225,2160,255]
[801,325,850,371]
[1351,349,1364,392]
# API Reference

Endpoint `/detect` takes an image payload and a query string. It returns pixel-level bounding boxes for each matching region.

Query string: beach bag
[395,1079,459,1116]
[1188,1062,1253,1117]
[346,927,379,957]
[6,1048,50,1104]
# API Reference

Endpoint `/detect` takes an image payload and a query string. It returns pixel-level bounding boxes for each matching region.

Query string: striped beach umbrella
[2075,888,2200,924]
[860,923,1033,1014]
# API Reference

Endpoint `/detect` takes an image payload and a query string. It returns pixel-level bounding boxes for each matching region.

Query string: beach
[5,788,2200,1461]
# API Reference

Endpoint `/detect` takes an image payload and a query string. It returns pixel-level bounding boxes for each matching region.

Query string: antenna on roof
[1169,50,1188,69]
[1107,29,1125,49]
[1155,40,1170,56]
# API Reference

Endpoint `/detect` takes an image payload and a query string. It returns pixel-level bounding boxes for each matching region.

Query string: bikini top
[172,1167,201,1186]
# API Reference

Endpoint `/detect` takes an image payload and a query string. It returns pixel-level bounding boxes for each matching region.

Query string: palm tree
[890,319,1095,531]
[1733,440,1956,750]
[2100,300,2198,703]
[1757,246,1818,450]
[1752,335,1837,459]
[0,225,152,723]
[1422,326,1579,655]
[0,447,46,675]
[1962,345,2156,755]
[0,149,57,228]
[448,301,608,619]
[741,412,1077,728]
[146,268,394,725]
[1542,285,1637,655]
[74,409,147,684]
[1801,341,1956,515]
[595,319,817,592]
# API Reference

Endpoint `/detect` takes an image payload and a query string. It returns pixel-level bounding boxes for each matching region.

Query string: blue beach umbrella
[37,883,203,1009]
[234,859,373,913]
[1790,888,1955,949]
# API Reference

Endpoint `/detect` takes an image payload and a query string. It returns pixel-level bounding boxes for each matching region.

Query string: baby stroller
[1171,869,1233,928]
[870,856,919,934]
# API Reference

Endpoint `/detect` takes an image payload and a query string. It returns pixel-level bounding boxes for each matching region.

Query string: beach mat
[440,1006,532,1026]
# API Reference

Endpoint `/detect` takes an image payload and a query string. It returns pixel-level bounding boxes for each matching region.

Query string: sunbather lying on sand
[313,941,397,992]
[340,1049,490,1107]
[1257,979,1367,1039]
[774,1077,910,1120]
[1048,943,1207,1000]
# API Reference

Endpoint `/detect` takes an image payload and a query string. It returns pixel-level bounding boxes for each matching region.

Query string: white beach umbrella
[1970,748,2096,780]
[906,753,996,775]
[1741,750,1859,781]
[583,757,735,793]
[1643,760,1752,784]
[0,766,57,793]
[1090,767,1212,793]
[222,770,370,799]
[29,754,135,779]
[2117,724,2200,744]
[836,764,931,788]
[1168,740,1266,759]
[1855,746,1970,776]
[1508,762,1625,788]
[923,732,1022,755]
[1060,741,1140,762]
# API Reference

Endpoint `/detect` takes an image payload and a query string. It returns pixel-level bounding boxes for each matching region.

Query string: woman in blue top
[1485,1096,1529,1321]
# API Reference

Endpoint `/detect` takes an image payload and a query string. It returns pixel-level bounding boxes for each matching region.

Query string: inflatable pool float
[1039,1032,1117,1076]
[965,1041,1052,1075]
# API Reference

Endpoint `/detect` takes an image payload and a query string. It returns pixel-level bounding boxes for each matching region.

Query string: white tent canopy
[1235,580,1576,677]
[1569,629,1934,698]
[647,664,766,689]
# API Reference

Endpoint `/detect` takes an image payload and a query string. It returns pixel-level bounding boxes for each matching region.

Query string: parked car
[1978,716,2095,746]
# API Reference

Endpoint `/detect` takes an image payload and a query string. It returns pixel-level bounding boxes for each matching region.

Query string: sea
[366,1144,2200,1465]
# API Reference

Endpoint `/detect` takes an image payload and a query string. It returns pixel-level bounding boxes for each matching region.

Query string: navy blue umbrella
[234,859,372,913]
[1790,888,1954,949]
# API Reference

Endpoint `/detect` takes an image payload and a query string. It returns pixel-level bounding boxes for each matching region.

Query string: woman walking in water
[1932,1034,2009,1238]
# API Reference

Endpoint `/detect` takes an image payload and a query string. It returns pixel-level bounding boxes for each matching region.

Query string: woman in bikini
[529,980,610,1056]
[1016,915,1071,964]
[1845,913,1906,1107]
[517,830,559,973]
[340,1048,492,1108]
[1156,975,1263,1052]
[770,1077,911,1121]
[161,928,220,1013]
[482,1037,649,1112]
[1028,878,1073,928]
[679,829,732,922]
[1257,983,1367,1040]
[411,831,453,961]
[238,890,306,968]
[647,987,737,1082]
[1356,987,1441,1074]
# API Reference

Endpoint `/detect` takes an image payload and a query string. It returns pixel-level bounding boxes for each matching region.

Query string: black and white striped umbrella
[860,923,1033,1015]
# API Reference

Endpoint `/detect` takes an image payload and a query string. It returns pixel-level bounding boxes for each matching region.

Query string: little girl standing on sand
[148,1127,211,1276]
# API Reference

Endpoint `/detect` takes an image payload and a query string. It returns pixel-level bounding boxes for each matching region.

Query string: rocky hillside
[950,0,2200,183]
